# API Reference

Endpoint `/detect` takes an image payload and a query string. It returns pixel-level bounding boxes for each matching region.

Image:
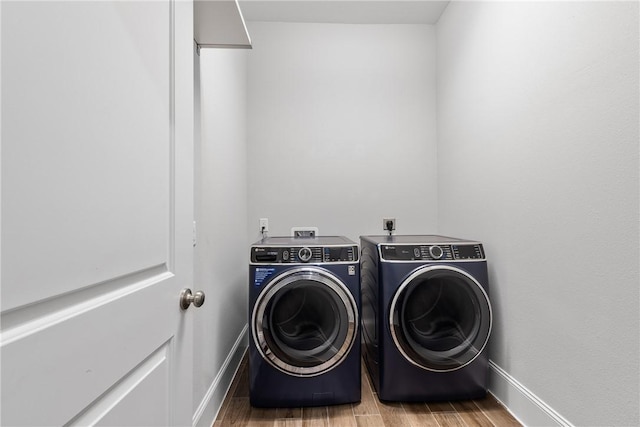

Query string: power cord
[386,220,394,236]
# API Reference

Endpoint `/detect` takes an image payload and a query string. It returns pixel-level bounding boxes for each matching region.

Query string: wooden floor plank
[452,400,494,427]
[473,395,521,427]
[246,406,278,427]
[401,402,439,427]
[327,404,357,427]
[276,407,303,419]
[302,407,329,427]
[274,419,303,427]
[222,397,252,426]
[432,412,467,427]
[426,401,456,413]
[354,414,385,427]
[375,401,411,427]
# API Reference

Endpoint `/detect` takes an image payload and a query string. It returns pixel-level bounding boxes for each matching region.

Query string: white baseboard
[192,324,249,427]
[488,360,574,427]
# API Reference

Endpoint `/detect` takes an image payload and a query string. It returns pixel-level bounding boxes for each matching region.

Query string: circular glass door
[389,265,492,372]
[252,267,358,377]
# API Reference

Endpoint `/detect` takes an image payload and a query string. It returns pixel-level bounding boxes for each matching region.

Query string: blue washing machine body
[249,236,361,407]
[361,235,492,402]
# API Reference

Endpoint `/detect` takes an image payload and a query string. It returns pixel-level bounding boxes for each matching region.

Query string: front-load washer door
[252,266,358,377]
[389,265,492,372]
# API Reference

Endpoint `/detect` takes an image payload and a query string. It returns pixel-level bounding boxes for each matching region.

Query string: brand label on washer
[348,265,356,276]
[254,267,275,287]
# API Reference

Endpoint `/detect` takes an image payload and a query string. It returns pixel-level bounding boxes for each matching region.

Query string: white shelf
[194,0,251,49]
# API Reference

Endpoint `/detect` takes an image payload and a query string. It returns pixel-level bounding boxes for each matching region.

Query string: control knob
[298,247,313,262]
[429,245,444,260]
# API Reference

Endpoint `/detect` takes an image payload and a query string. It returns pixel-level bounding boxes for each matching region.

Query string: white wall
[193,48,249,425]
[436,2,639,425]
[246,22,437,242]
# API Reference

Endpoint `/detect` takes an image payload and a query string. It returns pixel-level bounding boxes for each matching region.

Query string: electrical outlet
[383,218,396,232]
[259,218,269,232]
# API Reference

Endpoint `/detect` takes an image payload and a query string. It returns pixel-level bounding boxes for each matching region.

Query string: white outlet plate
[259,218,269,232]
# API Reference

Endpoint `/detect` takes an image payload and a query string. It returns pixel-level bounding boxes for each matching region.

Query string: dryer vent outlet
[291,227,319,238]
[383,218,396,234]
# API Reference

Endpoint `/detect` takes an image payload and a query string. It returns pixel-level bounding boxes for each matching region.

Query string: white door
[1,1,195,425]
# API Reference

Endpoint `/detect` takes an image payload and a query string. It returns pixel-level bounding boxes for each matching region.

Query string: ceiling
[238,0,451,25]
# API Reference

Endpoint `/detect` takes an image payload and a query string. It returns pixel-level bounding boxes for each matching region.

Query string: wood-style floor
[214,354,522,427]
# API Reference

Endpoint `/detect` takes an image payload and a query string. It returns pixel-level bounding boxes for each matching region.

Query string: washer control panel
[380,243,484,261]
[251,245,358,264]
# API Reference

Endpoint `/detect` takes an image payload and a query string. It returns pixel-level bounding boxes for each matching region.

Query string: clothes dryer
[360,235,492,402]
[249,236,361,407]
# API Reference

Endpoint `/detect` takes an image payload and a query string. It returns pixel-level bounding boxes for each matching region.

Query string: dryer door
[252,267,358,377]
[389,265,492,372]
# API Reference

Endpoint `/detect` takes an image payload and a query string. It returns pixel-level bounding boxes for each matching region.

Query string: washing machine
[249,236,361,407]
[360,235,492,402]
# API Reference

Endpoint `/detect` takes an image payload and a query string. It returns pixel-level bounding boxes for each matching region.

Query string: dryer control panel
[251,245,358,264]
[380,244,484,261]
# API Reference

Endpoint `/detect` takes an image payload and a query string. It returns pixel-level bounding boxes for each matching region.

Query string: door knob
[180,288,205,309]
